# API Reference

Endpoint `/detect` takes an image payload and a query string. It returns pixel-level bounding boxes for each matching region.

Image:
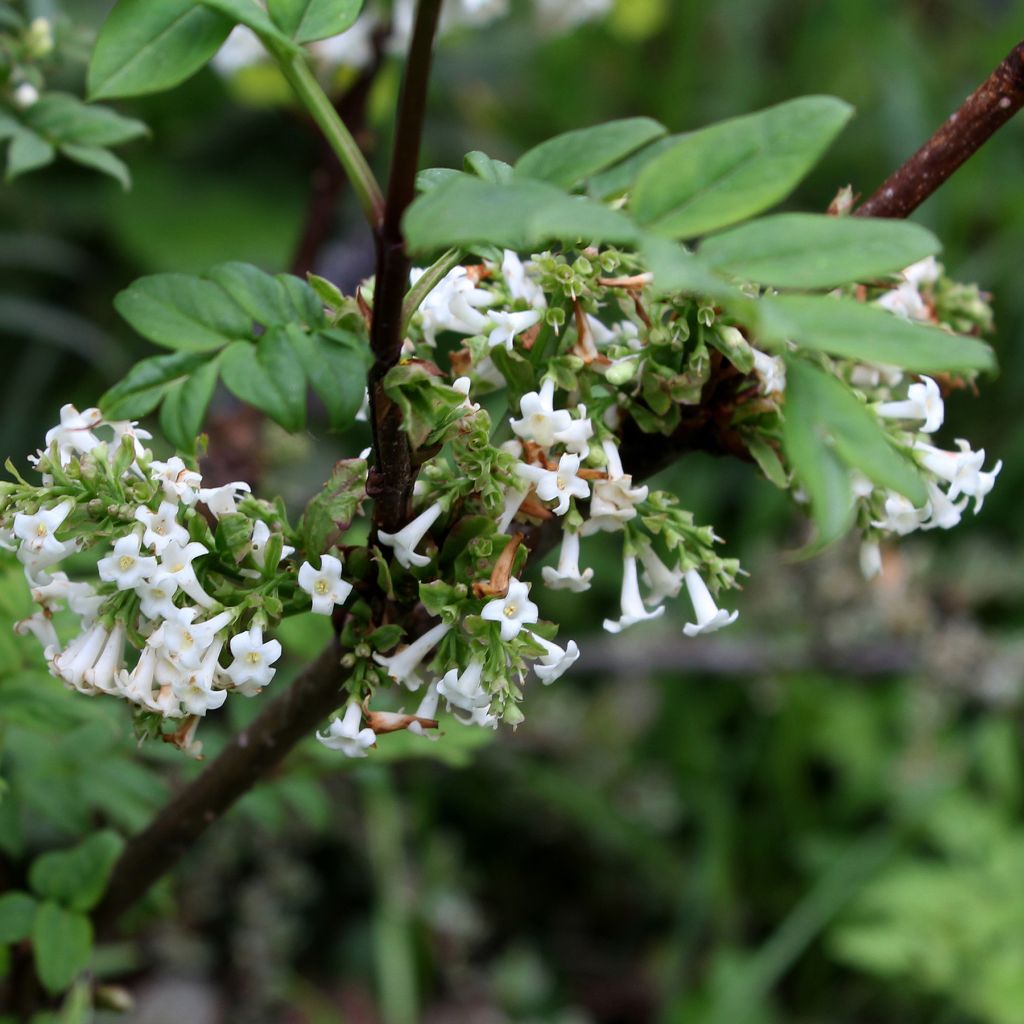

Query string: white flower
[317,703,376,758]
[14,500,73,556]
[859,539,883,580]
[52,623,110,693]
[408,683,441,738]
[298,554,353,614]
[876,281,929,321]
[84,622,126,694]
[373,620,450,689]
[137,573,180,620]
[849,363,904,390]
[903,256,941,288]
[496,484,530,534]
[581,440,648,534]
[481,577,539,641]
[150,457,202,506]
[751,349,786,395]
[437,660,491,712]
[637,540,684,606]
[18,537,80,583]
[552,405,594,456]
[249,520,295,568]
[119,646,162,710]
[172,640,227,717]
[44,405,103,465]
[98,534,158,591]
[14,612,59,654]
[135,501,190,553]
[225,625,282,695]
[108,420,153,462]
[682,570,739,637]
[529,633,580,684]
[603,553,665,633]
[198,482,251,518]
[920,481,969,531]
[876,376,944,434]
[872,492,929,536]
[487,309,542,351]
[31,574,104,623]
[13,82,39,108]
[160,608,233,671]
[158,540,216,607]
[414,266,494,344]
[541,529,593,592]
[377,501,444,569]
[515,452,589,515]
[914,439,1001,509]
[501,250,546,309]
[510,379,573,447]
[452,376,480,411]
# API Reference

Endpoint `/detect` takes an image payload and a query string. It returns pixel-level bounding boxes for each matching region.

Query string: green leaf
[463,150,514,184]
[404,177,639,255]
[267,0,363,42]
[29,831,125,912]
[0,892,37,943]
[100,350,212,419]
[699,214,941,289]
[588,134,682,200]
[59,144,131,189]
[760,295,996,373]
[631,96,853,238]
[301,458,367,554]
[88,0,235,100]
[289,327,368,432]
[199,0,299,46]
[22,94,149,147]
[160,353,222,451]
[782,356,928,544]
[115,272,253,352]
[514,117,666,190]
[220,329,307,431]
[31,903,92,995]
[206,262,295,325]
[745,435,789,489]
[6,130,55,181]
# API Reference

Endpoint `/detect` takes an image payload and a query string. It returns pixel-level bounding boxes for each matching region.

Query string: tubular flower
[481,577,539,641]
[160,608,233,671]
[637,540,684,606]
[681,570,739,637]
[872,492,930,536]
[98,534,158,591]
[603,553,666,633]
[173,640,228,717]
[158,540,216,607]
[135,501,190,554]
[876,376,944,434]
[487,308,542,351]
[298,554,353,615]
[437,660,491,713]
[225,625,282,695]
[530,633,580,684]
[541,529,593,592]
[510,379,573,447]
[198,481,252,518]
[515,452,589,516]
[582,440,648,533]
[378,500,444,569]
[317,703,376,758]
[914,439,1001,510]
[44,405,103,466]
[13,500,73,556]
[150,457,202,506]
[373,620,451,689]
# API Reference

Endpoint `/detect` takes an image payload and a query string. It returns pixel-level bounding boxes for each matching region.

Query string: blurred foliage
[3,0,1024,1021]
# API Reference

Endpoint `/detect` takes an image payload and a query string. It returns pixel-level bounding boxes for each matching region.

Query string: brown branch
[366,0,444,534]
[93,639,344,935]
[855,39,1024,218]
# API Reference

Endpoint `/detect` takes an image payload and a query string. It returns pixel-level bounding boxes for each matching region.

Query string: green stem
[273,50,385,228]
[401,247,462,334]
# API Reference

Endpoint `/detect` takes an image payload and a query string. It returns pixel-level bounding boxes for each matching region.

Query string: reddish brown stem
[855,39,1024,218]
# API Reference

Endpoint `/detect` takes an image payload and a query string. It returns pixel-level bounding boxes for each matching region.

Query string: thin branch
[93,639,344,935]
[855,39,1024,218]
[366,0,444,533]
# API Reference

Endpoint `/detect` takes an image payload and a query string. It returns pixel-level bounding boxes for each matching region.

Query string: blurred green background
[3,1,1024,1021]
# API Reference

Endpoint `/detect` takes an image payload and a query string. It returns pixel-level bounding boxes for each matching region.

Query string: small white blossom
[317,703,376,758]
[14,612,59,654]
[541,529,593,592]
[408,683,441,738]
[872,492,929,536]
[84,622,126,694]
[530,633,580,684]
[135,501,190,553]
[373,620,450,689]
[160,608,233,671]
[137,573,180,620]
[225,625,282,695]
[920,481,969,531]
[481,577,539,641]
[581,440,648,534]
[199,481,251,518]
[487,309,542,351]
[298,554,353,615]
[914,439,1001,509]
[150,457,202,506]
[859,539,883,580]
[18,537,80,583]
[13,82,39,108]
[603,553,665,633]
[437,660,491,713]
[496,484,530,534]
[552,405,594,456]
[682,570,739,637]
[637,540,684,606]
[249,520,295,568]
[172,640,227,717]
[876,376,944,434]
[14,500,73,556]
[501,250,546,309]
[510,379,573,447]
[44,405,103,466]
[378,500,444,569]
[52,623,110,693]
[903,256,941,288]
[877,281,930,321]
[751,349,786,395]
[98,534,158,590]
[515,452,589,516]
[158,540,216,607]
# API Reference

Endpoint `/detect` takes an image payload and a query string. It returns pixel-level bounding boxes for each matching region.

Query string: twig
[366,0,444,534]
[93,640,344,934]
[855,39,1024,218]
